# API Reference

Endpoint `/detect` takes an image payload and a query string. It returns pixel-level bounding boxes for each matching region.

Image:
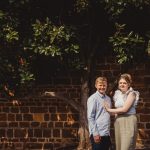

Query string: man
[87,77,111,150]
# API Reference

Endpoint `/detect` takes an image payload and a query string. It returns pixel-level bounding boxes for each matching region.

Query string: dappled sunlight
[4,85,15,97]
[71,129,78,137]
[33,114,44,122]
[67,113,75,125]
[0,137,15,149]
[12,99,21,106]
[42,144,44,150]
[57,114,61,121]
[138,128,149,139]
[136,129,148,148]
[25,130,28,139]
[45,91,56,97]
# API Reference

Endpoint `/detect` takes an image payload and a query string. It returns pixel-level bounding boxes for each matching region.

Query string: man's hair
[95,77,107,84]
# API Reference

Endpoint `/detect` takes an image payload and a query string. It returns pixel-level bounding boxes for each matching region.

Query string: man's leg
[90,135,111,150]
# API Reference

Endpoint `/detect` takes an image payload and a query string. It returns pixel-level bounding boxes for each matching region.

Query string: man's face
[95,81,107,95]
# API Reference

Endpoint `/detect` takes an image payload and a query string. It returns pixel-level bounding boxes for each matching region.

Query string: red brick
[31,122,40,128]
[44,143,53,149]
[26,143,43,149]
[62,129,78,138]
[51,113,67,121]
[20,107,29,113]
[10,107,19,113]
[0,129,6,137]
[140,115,150,122]
[16,114,22,121]
[44,114,50,121]
[8,114,15,121]
[41,122,48,128]
[55,122,63,128]
[20,122,30,128]
[30,107,48,113]
[0,122,8,127]
[9,122,18,127]
[34,129,42,137]
[43,129,51,137]
[53,129,60,138]
[0,113,7,121]
[49,106,56,113]
[23,114,33,121]
[146,123,150,129]
[28,129,33,137]
[7,129,13,137]
[14,129,26,137]
[48,122,54,128]
[2,107,10,113]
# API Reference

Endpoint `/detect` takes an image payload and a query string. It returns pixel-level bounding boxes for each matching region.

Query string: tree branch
[44,91,81,112]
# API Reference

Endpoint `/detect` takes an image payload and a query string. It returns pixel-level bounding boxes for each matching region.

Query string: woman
[104,73,139,150]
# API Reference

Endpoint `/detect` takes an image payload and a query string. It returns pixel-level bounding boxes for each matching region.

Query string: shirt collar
[96,91,106,98]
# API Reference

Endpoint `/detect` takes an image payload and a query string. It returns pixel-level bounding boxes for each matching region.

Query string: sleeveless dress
[113,87,139,150]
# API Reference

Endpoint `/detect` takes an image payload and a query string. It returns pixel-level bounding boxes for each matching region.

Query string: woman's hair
[119,73,132,84]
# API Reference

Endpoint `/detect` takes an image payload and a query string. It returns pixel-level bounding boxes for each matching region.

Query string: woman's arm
[105,92,136,114]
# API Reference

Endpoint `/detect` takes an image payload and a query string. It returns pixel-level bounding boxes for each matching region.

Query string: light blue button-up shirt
[87,91,111,136]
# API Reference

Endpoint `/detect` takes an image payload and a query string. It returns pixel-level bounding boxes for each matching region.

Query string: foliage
[102,0,150,18]
[101,0,150,64]
[75,0,89,13]
[109,23,145,64]
[27,18,79,56]
[0,10,18,42]
[0,0,150,97]
[0,9,34,97]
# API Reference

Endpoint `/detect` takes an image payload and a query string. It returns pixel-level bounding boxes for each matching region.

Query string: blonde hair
[95,77,107,85]
[119,73,132,84]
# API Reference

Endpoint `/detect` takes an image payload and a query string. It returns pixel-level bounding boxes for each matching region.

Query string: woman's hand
[104,102,117,115]
[103,101,110,111]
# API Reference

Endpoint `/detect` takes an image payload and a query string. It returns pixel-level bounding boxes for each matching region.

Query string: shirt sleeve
[87,97,99,136]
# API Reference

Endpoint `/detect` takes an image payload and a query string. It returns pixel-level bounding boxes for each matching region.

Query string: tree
[0,0,150,149]
[0,0,36,97]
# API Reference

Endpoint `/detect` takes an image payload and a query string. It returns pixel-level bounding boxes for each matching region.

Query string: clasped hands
[93,135,101,143]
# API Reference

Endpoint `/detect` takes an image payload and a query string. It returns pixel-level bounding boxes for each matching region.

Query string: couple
[87,73,139,150]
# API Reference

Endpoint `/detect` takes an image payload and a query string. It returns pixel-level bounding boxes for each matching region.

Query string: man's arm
[87,98,101,142]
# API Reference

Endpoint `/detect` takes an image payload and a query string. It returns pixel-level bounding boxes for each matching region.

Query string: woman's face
[118,78,130,93]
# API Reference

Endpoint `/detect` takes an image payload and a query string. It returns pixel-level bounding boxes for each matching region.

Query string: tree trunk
[77,80,92,150]
[77,126,91,150]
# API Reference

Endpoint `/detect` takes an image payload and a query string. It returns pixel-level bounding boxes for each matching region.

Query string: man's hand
[93,135,101,143]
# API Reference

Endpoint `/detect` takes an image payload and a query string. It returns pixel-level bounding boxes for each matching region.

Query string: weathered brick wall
[0,85,80,150]
[134,63,150,149]
[0,55,150,150]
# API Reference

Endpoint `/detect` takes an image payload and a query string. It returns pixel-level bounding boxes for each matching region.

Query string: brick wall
[0,85,80,150]
[0,56,150,150]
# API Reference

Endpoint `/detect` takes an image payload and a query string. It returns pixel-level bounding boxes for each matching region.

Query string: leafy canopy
[0,0,150,97]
